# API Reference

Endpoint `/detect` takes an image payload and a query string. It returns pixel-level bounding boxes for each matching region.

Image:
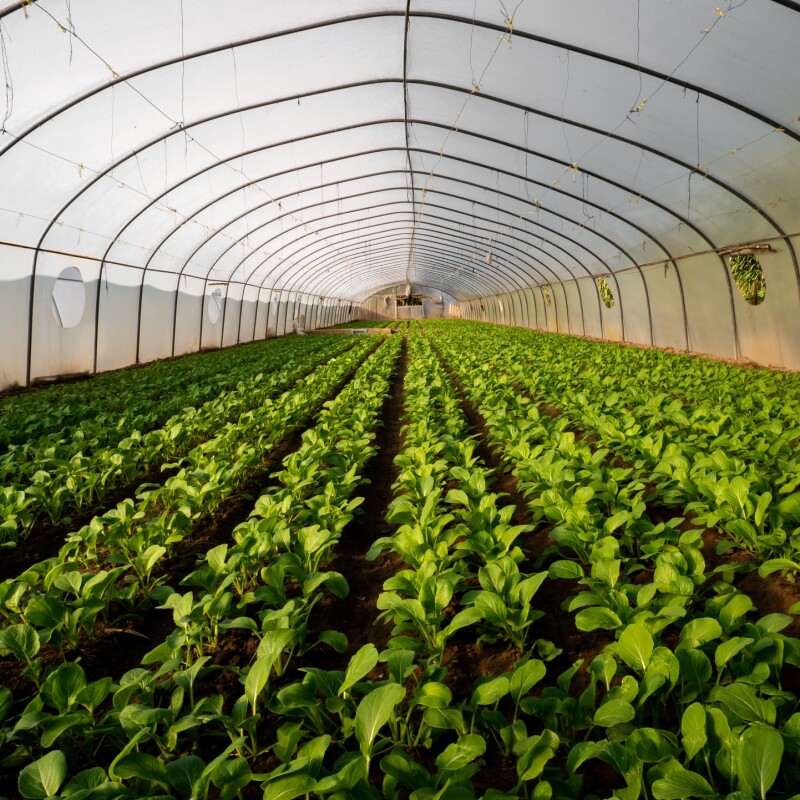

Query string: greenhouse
[1,1,799,797]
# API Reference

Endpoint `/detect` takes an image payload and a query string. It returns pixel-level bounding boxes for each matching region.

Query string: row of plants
[0,335,379,652]
[0,336,326,452]
[0,336,405,798]
[423,321,800,798]
[2,318,798,799]
[363,332,567,798]
[425,321,800,571]
[0,336,358,544]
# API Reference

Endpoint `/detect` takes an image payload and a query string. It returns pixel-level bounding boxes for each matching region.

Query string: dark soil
[306,336,410,668]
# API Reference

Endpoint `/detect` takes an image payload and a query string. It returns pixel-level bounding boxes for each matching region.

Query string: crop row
[426,321,800,572]
[1,319,798,799]
[0,336,358,544]
[0,335,403,798]
[423,322,800,797]
[0,336,340,452]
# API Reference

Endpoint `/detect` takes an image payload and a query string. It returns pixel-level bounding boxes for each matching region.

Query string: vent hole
[207,288,223,324]
[51,266,85,329]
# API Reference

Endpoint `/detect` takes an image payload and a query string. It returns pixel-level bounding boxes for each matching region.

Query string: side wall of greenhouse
[0,242,358,390]
[451,237,800,371]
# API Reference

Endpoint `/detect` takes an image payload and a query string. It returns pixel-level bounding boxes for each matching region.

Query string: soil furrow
[306,335,409,667]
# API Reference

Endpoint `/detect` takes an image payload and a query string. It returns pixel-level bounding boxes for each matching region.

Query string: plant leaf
[737,724,783,800]
[593,699,635,727]
[435,734,486,773]
[354,683,405,763]
[651,760,715,799]
[680,703,707,761]
[616,623,653,673]
[339,644,379,696]
[18,750,67,799]
[575,607,622,631]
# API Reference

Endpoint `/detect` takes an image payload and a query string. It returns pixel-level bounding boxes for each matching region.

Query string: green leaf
[566,740,606,773]
[651,760,715,799]
[593,699,635,727]
[471,676,511,706]
[680,703,707,761]
[713,683,776,725]
[166,755,204,796]
[629,728,676,763]
[112,752,168,786]
[714,637,753,668]
[677,618,722,650]
[411,681,451,709]
[381,749,432,792]
[758,558,800,578]
[211,756,252,800]
[339,644,378,696]
[575,607,622,631]
[245,656,272,712]
[435,734,486,773]
[510,660,546,705]
[262,773,316,800]
[515,730,559,781]
[737,724,783,800]
[0,624,40,663]
[318,629,348,653]
[616,623,653,673]
[19,750,68,799]
[778,492,800,521]
[41,662,86,714]
[354,683,405,764]
[548,560,584,579]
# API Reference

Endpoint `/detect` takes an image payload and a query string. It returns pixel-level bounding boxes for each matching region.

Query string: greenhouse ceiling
[1,0,800,384]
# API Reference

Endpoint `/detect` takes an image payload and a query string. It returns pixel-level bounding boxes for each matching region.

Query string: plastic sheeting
[0,0,799,387]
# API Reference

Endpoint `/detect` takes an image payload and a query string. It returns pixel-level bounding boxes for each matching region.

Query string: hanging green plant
[729,254,766,305]
[542,284,552,307]
[596,276,615,308]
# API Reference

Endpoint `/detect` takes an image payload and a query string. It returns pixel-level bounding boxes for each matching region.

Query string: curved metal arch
[98,126,708,351]
[26,89,787,374]
[281,236,517,300]
[276,225,580,322]
[221,184,614,327]
[11,11,798,333]
[277,225,563,302]
[265,228,528,299]
[190,166,646,289]
[284,251,490,306]
[3,7,798,167]
[239,202,589,302]
[95,92,739,289]
[280,211,584,293]
[85,95,756,358]
[261,193,621,319]
[85,89,774,283]
[299,238,583,336]
[69,94,772,368]
[151,150,670,328]
[214,173,633,290]
[28,74,800,372]
[285,245,510,303]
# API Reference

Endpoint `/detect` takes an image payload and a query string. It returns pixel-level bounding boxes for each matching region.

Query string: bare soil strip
[305,336,409,669]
